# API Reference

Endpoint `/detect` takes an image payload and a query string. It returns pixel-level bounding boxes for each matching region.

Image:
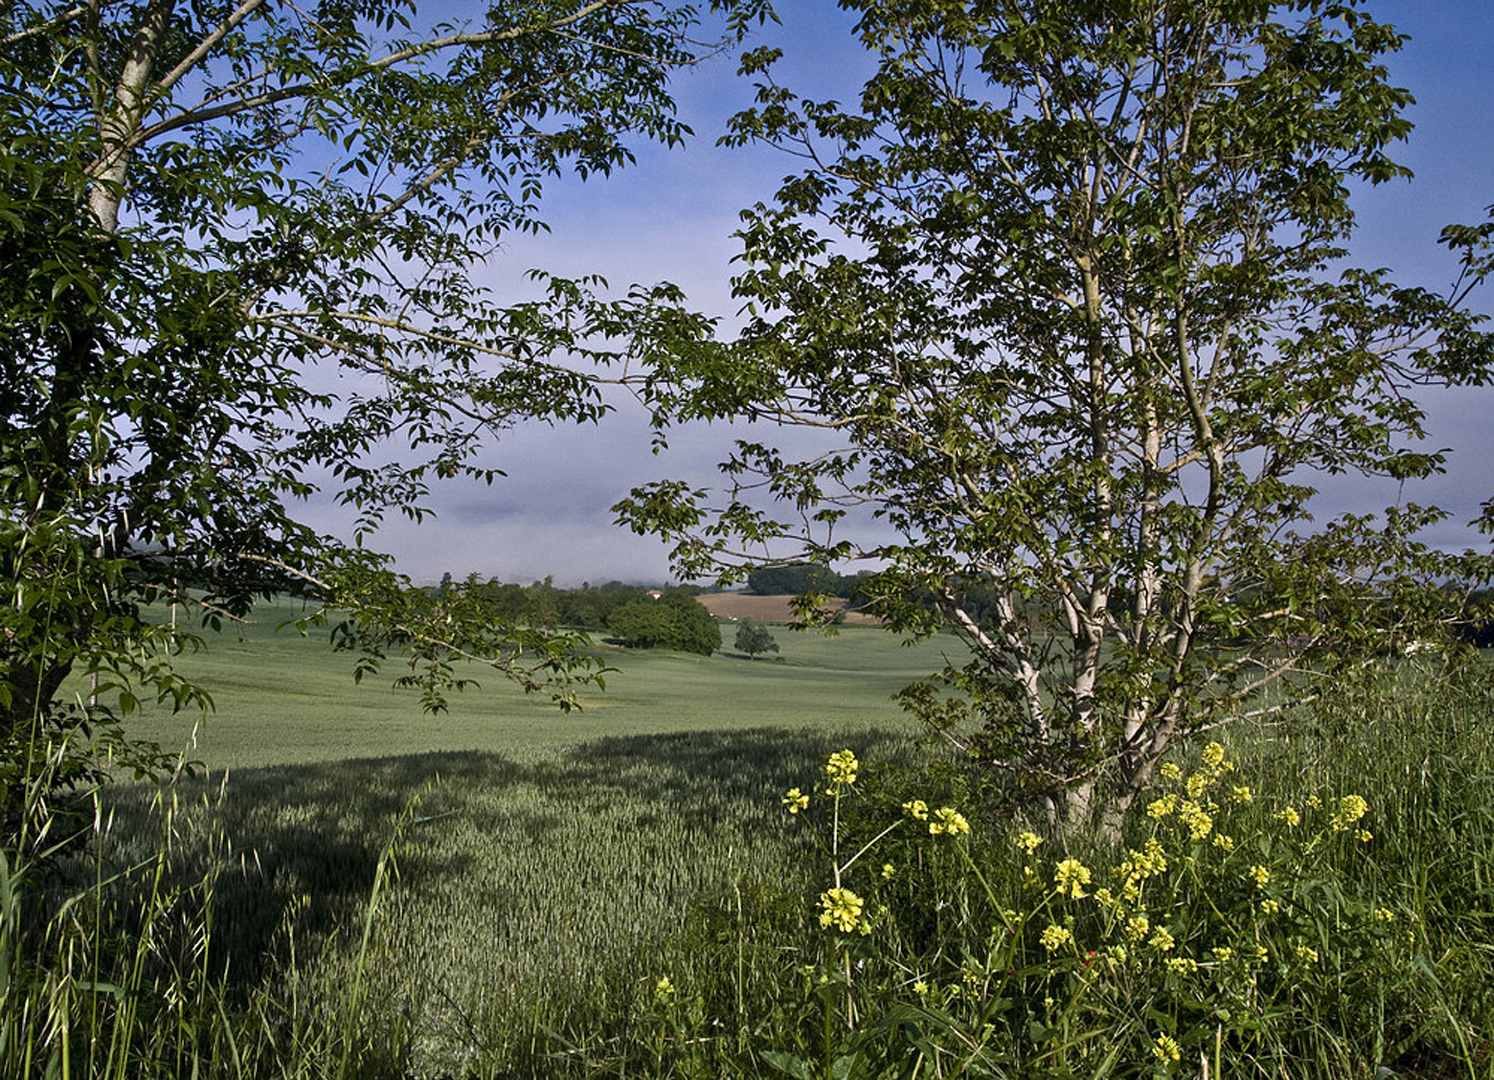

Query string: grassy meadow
[8,601,1494,1078]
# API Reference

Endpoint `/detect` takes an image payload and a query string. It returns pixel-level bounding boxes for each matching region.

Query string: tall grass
[4,653,1492,1077]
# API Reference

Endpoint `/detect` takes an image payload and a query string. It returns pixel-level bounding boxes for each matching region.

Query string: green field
[120,599,951,769]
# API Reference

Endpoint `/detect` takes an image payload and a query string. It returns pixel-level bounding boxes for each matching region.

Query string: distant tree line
[746,563,870,598]
[434,577,719,656]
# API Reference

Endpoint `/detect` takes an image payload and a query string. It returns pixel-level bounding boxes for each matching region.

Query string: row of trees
[6,0,1493,837]
[437,577,723,654]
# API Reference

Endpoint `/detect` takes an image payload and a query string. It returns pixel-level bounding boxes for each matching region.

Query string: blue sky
[328,1,1494,587]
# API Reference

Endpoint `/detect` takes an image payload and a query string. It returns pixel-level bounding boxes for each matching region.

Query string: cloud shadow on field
[87,724,917,996]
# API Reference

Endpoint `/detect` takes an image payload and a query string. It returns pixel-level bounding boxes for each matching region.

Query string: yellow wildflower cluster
[929,807,970,836]
[1165,956,1198,976]
[1274,806,1301,827]
[1248,864,1271,889]
[1148,926,1176,952]
[824,750,858,793]
[1147,793,1177,820]
[818,887,865,933]
[1016,830,1044,854]
[1159,762,1183,782]
[1040,924,1073,952]
[1115,838,1168,904]
[782,788,810,814]
[1230,784,1253,804]
[1054,858,1091,899]
[1331,794,1369,832]
[1153,1034,1181,1064]
[903,799,928,820]
[1296,944,1319,964]
[654,977,677,1005]
[1177,799,1213,840]
[1125,914,1150,941]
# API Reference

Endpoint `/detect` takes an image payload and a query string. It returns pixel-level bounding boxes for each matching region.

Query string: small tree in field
[734,618,779,659]
[620,0,1494,832]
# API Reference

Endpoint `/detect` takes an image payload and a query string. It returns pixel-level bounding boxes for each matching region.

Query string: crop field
[119,598,942,769]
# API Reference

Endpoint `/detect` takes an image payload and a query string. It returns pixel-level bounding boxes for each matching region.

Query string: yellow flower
[1332,794,1369,832]
[1373,907,1395,923]
[1260,898,1280,916]
[1153,1034,1182,1064]
[1357,829,1373,843]
[1054,857,1091,899]
[1093,887,1115,907]
[1039,924,1073,952]
[929,807,970,836]
[1212,833,1235,852]
[1201,742,1227,770]
[1125,914,1151,942]
[1211,946,1234,963]
[903,799,929,821]
[1148,926,1176,952]
[1107,944,1128,964]
[824,750,858,792]
[782,788,809,814]
[912,979,929,996]
[1159,762,1183,782]
[818,887,864,933]
[1273,806,1300,827]
[1015,830,1043,854]
[1178,799,1213,840]
[881,863,897,880]
[1230,785,1252,804]
[1252,945,1269,964]
[1147,794,1177,819]
[1296,944,1319,963]
[1248,864,1271,889]
[1165,956,1198,976]
[1306,794,1323,810]
[654,977,677,1004]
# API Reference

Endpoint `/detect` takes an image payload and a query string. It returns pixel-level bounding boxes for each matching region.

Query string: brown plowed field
[696,592,883,626]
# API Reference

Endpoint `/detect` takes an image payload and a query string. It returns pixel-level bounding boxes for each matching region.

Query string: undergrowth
[1,662,1491,1077]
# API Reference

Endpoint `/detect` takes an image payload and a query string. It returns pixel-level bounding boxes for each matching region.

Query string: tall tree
[620,0,1494,832]
[0,0,766,833]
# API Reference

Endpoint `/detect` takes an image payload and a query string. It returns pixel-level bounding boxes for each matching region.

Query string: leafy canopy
[619,0,1494,829]
[0,0,770,840]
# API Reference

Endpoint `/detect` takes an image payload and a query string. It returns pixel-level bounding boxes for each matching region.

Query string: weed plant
[583,661,1494,1079]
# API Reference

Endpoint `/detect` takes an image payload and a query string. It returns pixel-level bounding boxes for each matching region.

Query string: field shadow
[91,724,915,994]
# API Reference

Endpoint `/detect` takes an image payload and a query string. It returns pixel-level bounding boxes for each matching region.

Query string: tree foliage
[0,0,768,841]
[734,617,778,658]
[619,0,1494,829]
[607,591,721,655]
